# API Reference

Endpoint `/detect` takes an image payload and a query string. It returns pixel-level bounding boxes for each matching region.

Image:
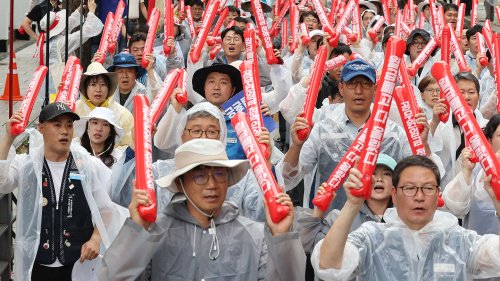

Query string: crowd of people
[2,0,500,280]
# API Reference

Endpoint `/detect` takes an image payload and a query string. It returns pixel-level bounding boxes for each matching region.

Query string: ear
[390,187,397,206]
[37,123,44,133]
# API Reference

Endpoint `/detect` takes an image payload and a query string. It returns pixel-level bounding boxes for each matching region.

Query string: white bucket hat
[40,10,67,38]
[79,62,119,99]
[75,107,124,143]
[156,139,249,193]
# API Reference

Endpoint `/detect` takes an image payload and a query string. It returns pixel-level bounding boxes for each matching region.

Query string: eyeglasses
[423,88,440,95]
[184,128,220,139]
[397,184,439,197]
[343,79,374,89]
[411,41,427,47]
[192,167,229,185]
[223,36,242,43]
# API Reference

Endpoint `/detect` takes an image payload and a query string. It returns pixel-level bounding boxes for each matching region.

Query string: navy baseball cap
[341,59,376,83]
[108,52,140,72]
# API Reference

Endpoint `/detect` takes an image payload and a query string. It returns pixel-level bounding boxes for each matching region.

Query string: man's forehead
[206,72,231,79]
[344,75,372,82]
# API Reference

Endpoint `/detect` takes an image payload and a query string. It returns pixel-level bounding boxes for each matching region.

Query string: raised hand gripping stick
[251,0,282,64]
[108,0,125,55]
[95,12,114,64]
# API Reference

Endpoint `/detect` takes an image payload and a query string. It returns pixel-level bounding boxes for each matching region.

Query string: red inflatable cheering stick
[300,23,311,45]
[66,64,83,112]
[150,69,182,125]
[312,120,372,211]
[212,7,229,37]
[456,3,465,37]
[441,25,451,65]
[289,4,299,53]
[163,0,174,56]
[268,0,290,36]
[11,66,48,136]
[142,9,160,69]
[432,61,500,200]
[471,0,478,26]
[407,38,438,77]
[185,6,197,39]
[477,32,489,67]
[311,0,336,46]
[439,89,451,123]
[392,86,427,155]
[251,0,282,64]
[351,36,406,199]
[240,61,270,157]
[232,112,290,222]
[55,56,80,104]
[281,19,289,51]
[464,137,479,163]
[190,0,220,63]
[325,55,348,72]
[449,25,471,72]
[133,95,157,222]
[494,34,500,114]
[108,0,125,55]
[398,59,424,133]
[176,69,188,105]
[297,45,328,141]
[95,12,114,64]
[368,16,386,43]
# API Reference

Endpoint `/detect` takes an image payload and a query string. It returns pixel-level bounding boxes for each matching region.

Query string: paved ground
[0,1,499,144]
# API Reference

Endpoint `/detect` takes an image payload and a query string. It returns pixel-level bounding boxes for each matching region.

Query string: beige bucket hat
[79,62,118,99]
[156,139,249,193]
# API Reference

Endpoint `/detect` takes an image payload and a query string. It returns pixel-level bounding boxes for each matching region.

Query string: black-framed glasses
[423,88,440,95]
[411,41,427,47]
[397,184,439,197]
[343,80,374,89]
[192,167,229,185]
[184,128,220,139]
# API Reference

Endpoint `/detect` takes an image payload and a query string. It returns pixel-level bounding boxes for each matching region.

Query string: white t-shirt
[41,159,67,268]
[129,0,142,19]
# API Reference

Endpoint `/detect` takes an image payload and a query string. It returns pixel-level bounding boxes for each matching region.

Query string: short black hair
[466,24,483,41]
[221,26,244,41]
[483,114,500,140]
[299,11,320,23]
[454,72,480,93]
[332,43,352,57]
[392,155,441,187]
[128,32,147,49]
[191,0,204,7]
[443,3,459,12]
[233,16,249,24]
[227,5,241,15]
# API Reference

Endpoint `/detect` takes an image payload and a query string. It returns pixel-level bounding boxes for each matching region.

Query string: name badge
[69,173,82,181]
[227,137,238,144]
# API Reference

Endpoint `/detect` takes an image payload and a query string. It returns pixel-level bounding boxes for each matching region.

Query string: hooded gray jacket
[99,196,306,281]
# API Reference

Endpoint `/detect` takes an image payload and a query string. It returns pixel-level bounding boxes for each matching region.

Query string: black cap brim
[192,64,243,98]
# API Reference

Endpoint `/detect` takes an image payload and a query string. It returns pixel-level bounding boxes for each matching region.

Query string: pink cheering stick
[311,0,337,46]
[300,23,311,45]
[269,0,290,36]
[449,26,471,72]
[212,7,229,37]
[399,21,412,40]
[232,112,290,222]
[244,25,257,62]
[297,45,328,141]
[66,64,83,112]
[350,3,362,41]
[398,60,424,133]
[11,66,48,135]
[436,5,445,38]
[342,26,358,43]
[393,86,427,155]
[395,9,402,37]
[368,16,386,43]
[281,19,289,50]
[218,0,227,12]
[351,36,406,199]
[289,4,299,53]
[185,6,197,39]
[477,33,489,67]
[150,69,182,125]
[331,0,357,45]
[55,56,80,103]
[382,0,392,24]
[429,0,440,38]
[95,12,114,64]
[406,38,438,76]
[206,36,222,46]
[439,89,451,123]
[496,7,500,22]
[275,0,280,16]
[176,69,189,105]
[495,34,500,114]
[328,0,337,24]
[209,44,222,59]
[251,0,282,64]
[179,0,186,20]
[456,3,465,37]
[190,0,221,63]
[432,61,500,200]
[240,61,270,157]
[350,52,366,61]
[108,0,125,55]
[133,95,157,222]
[418,12,424,29]
[142,9,160,69]
[235,0,241,9]
[163,0,174,56]
[325,55,348,71]
[312,119,372,211]
[407,0,415,25]
[471,0,478,26]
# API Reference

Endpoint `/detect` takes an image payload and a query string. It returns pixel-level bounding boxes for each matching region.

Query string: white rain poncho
[282,104,413,211]
[0,129,127,281]
[311,208,500,281]
[111,102,266,221]
[443,167,499,236]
